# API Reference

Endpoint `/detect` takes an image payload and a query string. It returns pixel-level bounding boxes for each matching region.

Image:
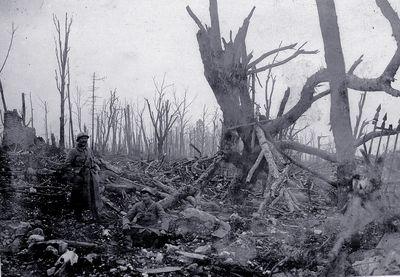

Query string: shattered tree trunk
[21,93,26,126]
[187,0,255,155]
[316,0,356,207]
[187,0,318,192]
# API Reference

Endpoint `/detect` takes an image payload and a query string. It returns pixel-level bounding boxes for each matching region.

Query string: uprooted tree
[187,0,400,205]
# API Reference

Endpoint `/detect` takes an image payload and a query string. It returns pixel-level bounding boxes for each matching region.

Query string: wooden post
[21,93,26,126]
[29,92,34,128]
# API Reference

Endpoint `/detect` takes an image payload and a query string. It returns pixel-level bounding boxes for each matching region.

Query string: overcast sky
[1,0,400,144]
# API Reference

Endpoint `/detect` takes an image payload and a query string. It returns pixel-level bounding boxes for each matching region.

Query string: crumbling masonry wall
[2,110,36,149]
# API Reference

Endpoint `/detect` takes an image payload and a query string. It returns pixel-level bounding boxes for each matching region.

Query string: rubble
[175,207,231,238]
[2,110,36,150]
[0,144,363,276]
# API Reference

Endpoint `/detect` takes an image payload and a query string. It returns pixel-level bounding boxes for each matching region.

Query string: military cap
[76,132,89,141]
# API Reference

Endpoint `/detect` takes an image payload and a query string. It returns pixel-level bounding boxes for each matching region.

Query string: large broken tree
[186,0,323,195]
[186,2,317,151]
[187,0,400,203]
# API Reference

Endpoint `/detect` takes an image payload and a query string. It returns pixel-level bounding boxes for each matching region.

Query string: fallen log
[246,150,264,182]
[272,139,337,187]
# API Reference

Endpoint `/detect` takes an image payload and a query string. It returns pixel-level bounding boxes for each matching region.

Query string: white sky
[1,0,400,145]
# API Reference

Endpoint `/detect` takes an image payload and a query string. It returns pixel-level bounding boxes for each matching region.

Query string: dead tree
[117,110,124,154]
[316,0,355,205]
[134,104,150,157]
[312,0,400,205]
[21,93,26,126]
[73,86,83,132]
[110,105,120,154]
[200,105,208,154]
[66,60,74,147]
[188,0,400,199]
[99,90,118,153]
[0,81,6,112]
[39,99,49,144]
[53,13,72,149]
[187,0,321,194]
[173,89,193,157]
[29,92,34,128]
[90,72,104,149]
[187,1,318,154]
[91,73,96,148]
[145,76,181,160]
[211,107,220,154]
[187,1,316,150]
[124,104,134,155]
[0,23,17,112]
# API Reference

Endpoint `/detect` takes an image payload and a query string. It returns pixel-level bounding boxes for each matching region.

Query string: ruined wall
[2,110,36,149]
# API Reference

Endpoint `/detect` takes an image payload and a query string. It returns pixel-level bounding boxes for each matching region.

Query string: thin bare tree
[39,99,49,144]
[53,13,72,148]
[66,60,74,147]
[0,23,17,112]
[145,75,181,160]
[173,89,194,157]
[99,90,118,153]
[73,86,83,132]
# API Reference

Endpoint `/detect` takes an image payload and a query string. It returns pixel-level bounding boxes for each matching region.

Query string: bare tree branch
[346,0,400,97]
[249,42,319,75]
[248,43,297,69]
[0,23,17,74]
[277,140,337,163]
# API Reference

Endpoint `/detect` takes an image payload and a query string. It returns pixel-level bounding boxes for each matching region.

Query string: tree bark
[67,62,74,147]
[21,93,26,126]
[0,80,7,112]
[316,0,355,207]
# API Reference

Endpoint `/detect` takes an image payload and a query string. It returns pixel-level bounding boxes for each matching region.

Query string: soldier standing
[65,133,103,221]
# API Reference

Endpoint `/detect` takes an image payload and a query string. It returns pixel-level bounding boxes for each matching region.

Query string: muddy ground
[0,146,397,276]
